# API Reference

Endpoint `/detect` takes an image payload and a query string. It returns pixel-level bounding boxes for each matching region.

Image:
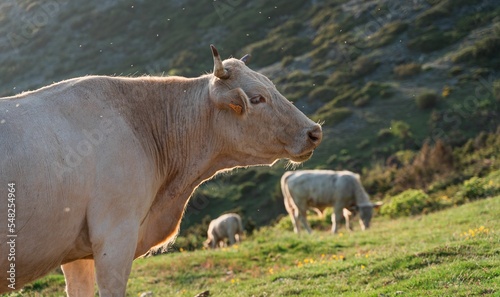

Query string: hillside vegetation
[0,0,499,293]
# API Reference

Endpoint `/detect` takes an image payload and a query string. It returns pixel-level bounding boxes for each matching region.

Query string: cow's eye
[250,95,266,104]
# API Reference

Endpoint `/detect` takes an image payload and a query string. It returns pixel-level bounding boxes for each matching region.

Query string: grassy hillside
[4,195,499,296]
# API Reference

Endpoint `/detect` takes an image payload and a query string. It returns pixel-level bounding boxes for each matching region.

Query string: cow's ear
[211,87,248,115]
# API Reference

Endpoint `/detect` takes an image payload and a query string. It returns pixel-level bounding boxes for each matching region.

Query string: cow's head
[357,201,383,230]
[208,45,322,165]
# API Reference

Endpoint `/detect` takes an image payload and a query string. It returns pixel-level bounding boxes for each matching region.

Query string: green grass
[5,196,499,296]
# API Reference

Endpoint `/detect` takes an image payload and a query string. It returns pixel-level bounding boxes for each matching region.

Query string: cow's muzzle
[307,124,322,147]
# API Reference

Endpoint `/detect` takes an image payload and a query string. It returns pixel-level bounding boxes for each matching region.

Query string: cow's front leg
[91,224,139,297]
[331,207,345,234]
[61,259,95,297]
[228,234,236,246]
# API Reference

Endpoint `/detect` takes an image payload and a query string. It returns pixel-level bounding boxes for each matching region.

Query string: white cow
[0,45,322,296]
[281,170,381,234]
[204,213,243,249]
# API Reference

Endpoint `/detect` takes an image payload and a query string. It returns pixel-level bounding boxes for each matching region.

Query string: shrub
[278,70,309,84]
[416,91,438,109]
[452,33,500,67]
[308,86,337,102]
[362,163,396,194]
[354,95,370,107]
[394,63,421,78]
[449,66,463,76]
[325,71,353,86]
[415,1,452,27]
[368,21,408,48]
[453,175,499,203]
[351,56,379,78]
[391,120,412,139]
[312,107,352,126]
[360,81,393,99]
[407,28,460,52]
[392,140,454,192]
[281,82,315,102]
[274,215,293,231]
[281,56,294,67]
[245,36,311,67]
[493,79,500,101]
[377,128,393,141]
[380,189,431,218]
[462,177,488,199]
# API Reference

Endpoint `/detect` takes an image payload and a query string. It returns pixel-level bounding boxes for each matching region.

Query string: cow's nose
[307,124,322,147]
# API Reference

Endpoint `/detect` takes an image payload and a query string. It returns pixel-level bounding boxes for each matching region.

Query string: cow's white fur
[281,170,379,234]
[0,46,321,296]
[204,213,243,249]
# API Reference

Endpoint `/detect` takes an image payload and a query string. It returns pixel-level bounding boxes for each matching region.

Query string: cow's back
[0,77,155,288]
[286,170,339,208]
[213,214,241,237]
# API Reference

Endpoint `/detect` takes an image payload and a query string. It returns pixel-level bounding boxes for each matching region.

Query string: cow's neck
[120,75,239,253]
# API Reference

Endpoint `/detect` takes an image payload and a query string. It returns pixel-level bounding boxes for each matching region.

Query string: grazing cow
[0,45,322,296]
[281,170,381,234]
[204,213,244,249]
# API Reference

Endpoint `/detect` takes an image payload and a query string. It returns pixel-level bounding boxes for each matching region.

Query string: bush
[392,140,454,192]
[407,28,461,52]
[274,215,293,231]
[416,91,438,109]
[278,70,310,84]
[325,71,353,86]
[454,175,500,203]
[394,63,421,78]
[360,81,394,99]
[281,56,294,67]
[380,189,431,218]
[245,36,311,67]
[377,128,393,141]
[368,21,408,48]
[312,107,352,126]
[351,56,379,78]
[449,66,463,76]
[493,79,500,101]
[452,33,500,67]
[462,177,488,199]
[391,120,412,139]
[308,86,337,102]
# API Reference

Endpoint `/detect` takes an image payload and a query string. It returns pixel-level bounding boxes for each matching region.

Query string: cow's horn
[240,54,251,64]
[210,44,229,79]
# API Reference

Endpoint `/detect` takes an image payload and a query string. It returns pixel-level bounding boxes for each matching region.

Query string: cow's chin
[288,151,314,164]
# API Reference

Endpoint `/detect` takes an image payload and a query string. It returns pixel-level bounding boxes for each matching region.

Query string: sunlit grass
[4,196,498,297]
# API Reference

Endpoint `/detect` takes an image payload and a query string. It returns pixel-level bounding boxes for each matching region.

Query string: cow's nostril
[307,125,322,145]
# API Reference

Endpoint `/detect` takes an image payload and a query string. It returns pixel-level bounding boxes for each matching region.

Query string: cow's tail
[352,173,371,207]
[281,171,297,213]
